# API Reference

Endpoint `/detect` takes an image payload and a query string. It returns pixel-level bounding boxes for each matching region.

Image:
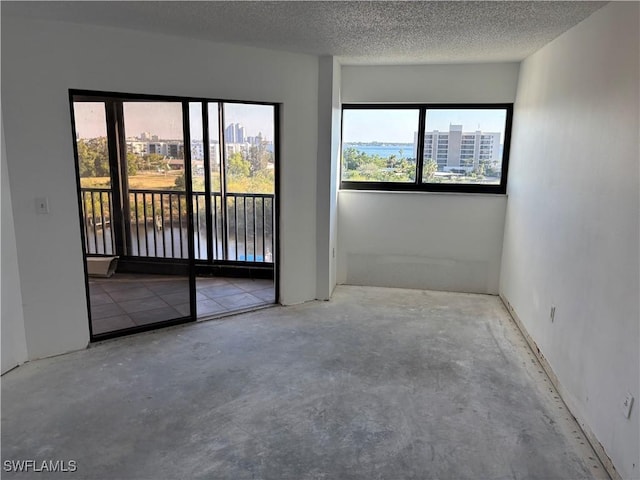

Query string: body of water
[344,144,416,159]
[85,225,273,262]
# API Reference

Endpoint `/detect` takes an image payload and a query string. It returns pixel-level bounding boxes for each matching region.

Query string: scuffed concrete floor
[2,286,607,479]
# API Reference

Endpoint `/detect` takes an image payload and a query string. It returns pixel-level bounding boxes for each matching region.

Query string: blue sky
[123,102,183,139]
[189,103,274,142]
[342,109,507,143]
[74,102,274,142]
[73,102,108,139]
[75,102,504,144]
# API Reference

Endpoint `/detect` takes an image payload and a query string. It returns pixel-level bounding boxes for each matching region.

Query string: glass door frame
[70,89,280,340]
[189,99,279,293]
[70,91,198,341]
[194,101,278,270]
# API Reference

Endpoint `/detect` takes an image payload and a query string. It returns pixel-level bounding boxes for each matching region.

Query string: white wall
[1,115,28,374]
[338,63,519,293]
[329,60,341,295]
[500,3,639,478]
[338,191,506,293]
[341,63,519,104]
[316,56,341,300]
[1,17,319,360]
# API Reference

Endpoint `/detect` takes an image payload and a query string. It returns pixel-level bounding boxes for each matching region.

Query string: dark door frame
[70,94,197,341]
[69,89,280,340]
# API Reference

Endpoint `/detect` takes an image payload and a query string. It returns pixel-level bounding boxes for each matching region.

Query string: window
[340,104,512,193]
[71,90,278,265]
[341,108,419,183]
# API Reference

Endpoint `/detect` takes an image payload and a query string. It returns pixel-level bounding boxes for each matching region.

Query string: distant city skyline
[73,102,274,142]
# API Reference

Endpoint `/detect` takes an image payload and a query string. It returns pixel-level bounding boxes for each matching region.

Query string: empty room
[1,2,638,479]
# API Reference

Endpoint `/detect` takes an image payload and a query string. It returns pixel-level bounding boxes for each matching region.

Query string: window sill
[338,188,507,198]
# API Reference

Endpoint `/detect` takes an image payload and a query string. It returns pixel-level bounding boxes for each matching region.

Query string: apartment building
[417,125,502,172]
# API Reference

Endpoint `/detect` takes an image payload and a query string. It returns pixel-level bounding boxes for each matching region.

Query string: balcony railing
[81,188,115,255]
[81,187,274,263]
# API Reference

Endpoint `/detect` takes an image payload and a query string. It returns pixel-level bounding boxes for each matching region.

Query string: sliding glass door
[72,98,196,339]
[187,102,276,264]
[221,103,275,263]
[72,91,278,337]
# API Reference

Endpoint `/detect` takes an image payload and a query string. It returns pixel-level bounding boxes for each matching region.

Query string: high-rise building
[224,124,233,143]
[417,125,501,172]
[224,123,245,143]
[247,132,265,145]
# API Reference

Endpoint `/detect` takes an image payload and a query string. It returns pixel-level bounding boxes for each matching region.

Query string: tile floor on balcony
[88,274,275,335]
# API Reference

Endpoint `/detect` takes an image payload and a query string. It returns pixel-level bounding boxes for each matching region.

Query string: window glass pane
[223,103,275,194]
[122,102,184,191]
[222,103,275,262]
[207,103,221,193]
[188,102,207,260]
[422,109,507,185]
[189,102,205,193]
[73,102,110,188]
[73,101,115,256]
[341,109,418,182]
[121,102,188,260]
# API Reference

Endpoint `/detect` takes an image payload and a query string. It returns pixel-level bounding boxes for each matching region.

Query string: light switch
[35,197,50,214]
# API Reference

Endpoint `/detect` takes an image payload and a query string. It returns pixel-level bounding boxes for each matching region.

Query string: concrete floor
[2,286,606,479]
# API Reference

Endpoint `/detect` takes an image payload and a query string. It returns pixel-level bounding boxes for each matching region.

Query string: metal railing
[129,189,189,258]
[226,192,274,262]
[81,187,274,263]
[81,188,115,255]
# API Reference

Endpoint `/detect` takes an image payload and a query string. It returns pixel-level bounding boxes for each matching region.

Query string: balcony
[81,186,276,335]
[81,187,274,263]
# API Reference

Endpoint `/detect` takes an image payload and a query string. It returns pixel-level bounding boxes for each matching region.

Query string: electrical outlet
[550,305,556,322]
[621,392,634,419]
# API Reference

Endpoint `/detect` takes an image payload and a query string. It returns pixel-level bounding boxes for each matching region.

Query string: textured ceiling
[2,1,607,64]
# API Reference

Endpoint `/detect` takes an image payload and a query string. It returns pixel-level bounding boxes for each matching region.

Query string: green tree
[342,147,417,182]
[343,147,375,172]
[77,137,109,177]
[246,144,273,173]
[127,152,140,176]
[142,153,166,171]
[423,159,438,181]
[472,163,486,179]
[77,137,141,178]
[227,152,251,178]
